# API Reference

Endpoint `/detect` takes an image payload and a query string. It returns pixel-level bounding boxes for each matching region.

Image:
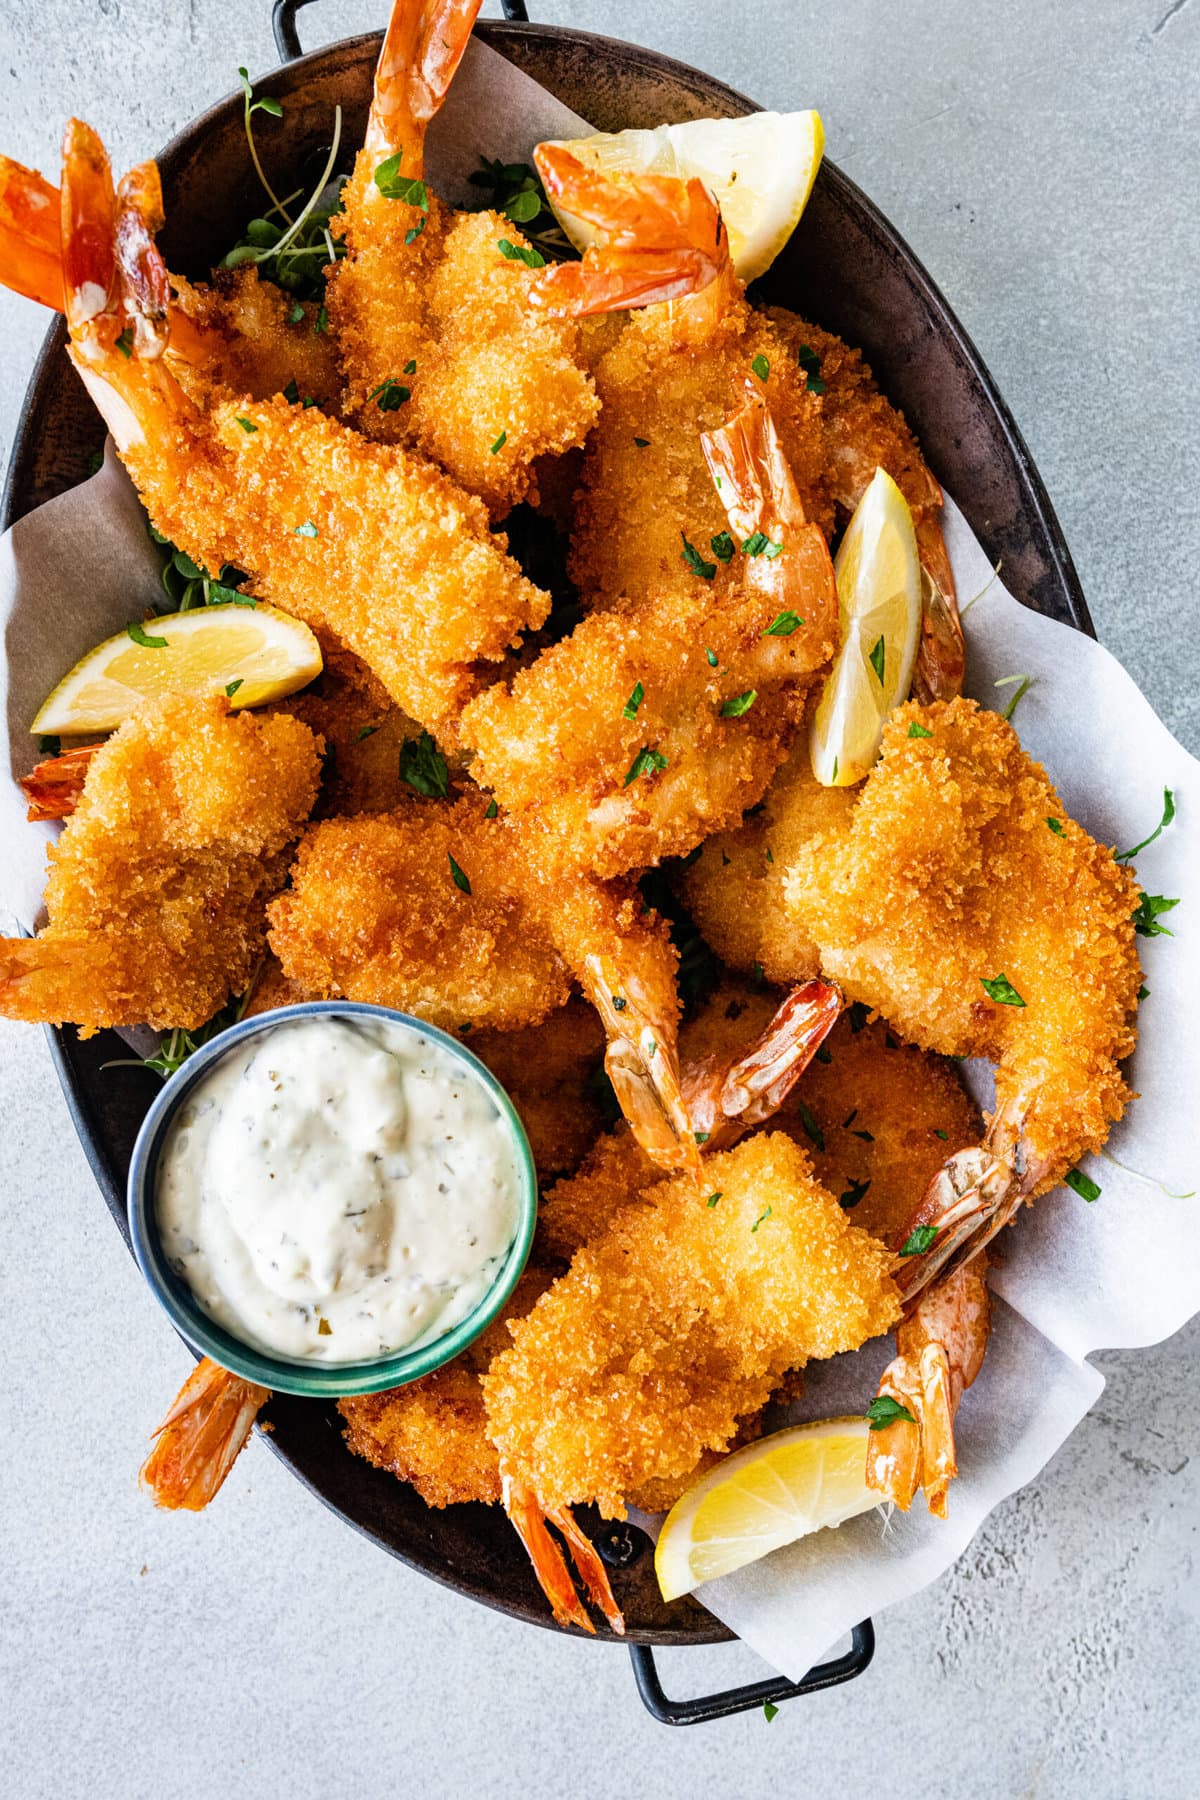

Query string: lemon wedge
[809,468,921,787]
[542,111,825,284]
[31,602,323,736]
[655,1416,879,1601]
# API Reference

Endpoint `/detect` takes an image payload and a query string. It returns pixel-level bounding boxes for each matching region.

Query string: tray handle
[273,0,529,64]
[628,1620,875,1727]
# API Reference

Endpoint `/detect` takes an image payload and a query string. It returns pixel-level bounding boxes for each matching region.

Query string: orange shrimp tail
[19,743,103,819]
[912,513,965,703]
[0,154,65,310]
[703,376,809,540]
[60,118,118,338]
[582,954,699,1180]
[530,145,729,318]
[140,1358,270,1512]
[367,0,483,165]
[685,978,843,1151]
[115,161,170,358]
[503,1478,626,1634]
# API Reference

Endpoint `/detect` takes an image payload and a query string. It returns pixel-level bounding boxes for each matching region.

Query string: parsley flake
[706,1191,723,1208]
[38,734,60,757]
[611,995,627,1011]
[490,430,508,454]
[374,152,428,210]
[694,1130,710,1146]
[751,1205,773,1232]
[1117,788,1176,862]
[1133,893,1180,937]
[839,1176,871,1210]
[405,217,426,245]
[908,721,933,739]
[934,1128,949,1141]
[796,1101,825,1152]
[751,352,770,381]
[634,436,650,447]
[1046,817,1065,835]
[403,360,417,375]
[764,611,802,636]
[127,620,168,649]
[900,1224,939,1256]
[295,520,319,538]
[981,972,1025,1007]
[711,530,735,563]
[287,301,305,325]
[868,635,886,686]
[763,1702,779,1724]
[367,378,411,412]
[399,731,450,800]
[622,680,645,721]
[114,326,133,359]
[866,1395,915,1430]
[1065,1168,1102,1202]
[720,689,757,718]
[356,725,378,741]
[484,798,499,819]
[314,304,329,335]
[796,343,826,394]
[235,416,258,434]
[705,646,719,667]
[225,678,243,698]
[624,746,669,786]
[448,852,471,895]
[742,531,782,558]
[681,533,717,581]
[1137,984,1150,1001]
[497,237,545,269]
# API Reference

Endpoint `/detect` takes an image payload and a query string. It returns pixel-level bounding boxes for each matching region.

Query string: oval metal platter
[0,18,1091,1648]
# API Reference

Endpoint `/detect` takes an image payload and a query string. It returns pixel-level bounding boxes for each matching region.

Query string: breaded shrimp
[786,698,1143,1286]
[326,0,599,516]
[469,1000,607,1183]
[484,1132,901,1519]
[270,635,426,818]
[0,697,321,1031]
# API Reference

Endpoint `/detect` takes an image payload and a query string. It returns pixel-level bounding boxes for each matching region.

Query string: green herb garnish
[622,681,645,721]
[399,731,450,800]
[710,530,735,563]
[764,611,802,636]
[1046,817,1064,835]
[866,1395,915,1430]
[497,237,546,269]
[796,1101,825,1152]
[294,520,319,539]
[751,353,770,381]
[624,746,669,786]
[1132,893,1180,937]
[448,852,471,895]
[484,798,499,819]
[840,1177,871,1210]
[981,972,1025,1007]
[720,690,757,718]
[127,620,167,649]
[900,1225,939,1256]
[681,534,717,581]
[235,416,258,433]
[374,151,428,211]
[995,673,1032,721]
[490,430,508,454]
[225,679,243,698]
[908,721,933,739]
[796,343,826,394]
[1065,1168,1102,1202]
[706,1191,723,1208]
[751,1205,773,1232]
[705,646,719,667]
[367,378,411,412]
[114,326,133,359]
[742,531,782,558]
[868,635,886,686]
[1117,788,1176,861]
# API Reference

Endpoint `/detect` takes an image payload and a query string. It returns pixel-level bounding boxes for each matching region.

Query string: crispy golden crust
[568,301,833,609]
[329,178,598,517]
[172,267,343,412]
[678,732,856,981]
[535,1126,653,1263]
[470,1000,607,1184]
[786,699,1143,1183]
[0,697,320,1030]
[123,392,548,739]
[269,634,426,818]
[267,797,574,1032]
[483,1132,901,1515]
[337,1266,555,1509]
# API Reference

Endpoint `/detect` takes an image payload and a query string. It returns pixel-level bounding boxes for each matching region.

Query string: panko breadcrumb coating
[170,266,343,412]
[470,1000,607,1183]
[787,699,1143,1188]
[0,697,320,1031]
[483,1132,900,1516]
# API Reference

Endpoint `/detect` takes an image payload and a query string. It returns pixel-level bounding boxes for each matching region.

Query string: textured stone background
[1,4,1196,1796]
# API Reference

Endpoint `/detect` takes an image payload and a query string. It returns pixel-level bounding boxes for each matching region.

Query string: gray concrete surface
[1,3,1197,1795]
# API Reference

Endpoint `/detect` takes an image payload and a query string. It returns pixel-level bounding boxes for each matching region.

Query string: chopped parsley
[742,531,783,558]
[866,1395,915,1431]
[287,300,305,325]
[1132,893,1179,937]
[611,995,627,1011]
[763,1702,779,1724]
[622,680,645,721]
[796,1101,825,1152]
[934,1128,949,1141]
[678,842,703,871]
[399,731,450,800]
[448,852,471,895]
[694,1130,710,1146]
[980,972,1026,1007]
[751,352,770,381]
[908,721,933,739]
[356,725,378,741]
[294,520,319,538]
[751,1205,773,1232]
[114,326,133,359]
[624,746,669,786]
[840,1177,871,1209]
[403,359,418,375]
[705,646,719,667]
[374,151,428,211]
[497,237,546,269]
[868,635,886,686]
[367,378,411,412]
[235,416,258,434]
[1117,788,1176,862]
[900,1224,939,1256]
[753,961,765,987]
[764,611,802,636]
[720,689,757,718]
[37,735,60,757]
[796,343,826,395]
[314,304,329,334]
[225,678,243,698]
[405,217,426,245]
[127,619,167,649]
[681,533,717,581]
[1065,1168,1102,1202]
[995,673,1032,721]
[710,530,735,563]
[634,436,650,447]
[490,430,508,454]
[484,798,499,819]
[706,1191,723,1208]
[1046,817,1065,835]
[1137,984,1150,1000]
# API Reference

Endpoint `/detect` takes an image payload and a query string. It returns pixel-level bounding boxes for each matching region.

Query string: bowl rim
[126,1000,538,1398]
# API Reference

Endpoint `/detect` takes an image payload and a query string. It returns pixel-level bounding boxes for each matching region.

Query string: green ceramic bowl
[127,1001,537,1396]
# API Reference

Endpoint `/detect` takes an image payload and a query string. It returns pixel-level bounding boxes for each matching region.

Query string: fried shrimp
[267,794,697,1171]
[484,1133,900,1522]
[469,1000,607,1183]
[326,0,598,515]
[786,698,1143,1285]
[0,696,320,1031]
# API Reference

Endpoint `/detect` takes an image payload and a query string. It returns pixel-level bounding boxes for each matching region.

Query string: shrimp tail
[684,978,843,1152]
[115,160,170,358]
[367,0,483,164]
[140,1358,270,1512]
[581,951,699,1180]
[530,145,730,319]
[912,510,965,704]
[19,742,103,820]
[503,1476,625,1634]
[0,153,65,309]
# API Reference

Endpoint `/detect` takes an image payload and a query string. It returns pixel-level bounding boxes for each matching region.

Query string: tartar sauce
[155,1015,523,1364]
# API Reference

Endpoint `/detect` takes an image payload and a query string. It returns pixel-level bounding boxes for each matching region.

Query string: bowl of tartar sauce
[127,1003,537,1396]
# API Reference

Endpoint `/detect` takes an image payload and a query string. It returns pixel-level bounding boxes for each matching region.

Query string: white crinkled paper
[2,39,1198,1683]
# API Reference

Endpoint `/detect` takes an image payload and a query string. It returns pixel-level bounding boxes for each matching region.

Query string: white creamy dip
[155,1015,523,1364]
